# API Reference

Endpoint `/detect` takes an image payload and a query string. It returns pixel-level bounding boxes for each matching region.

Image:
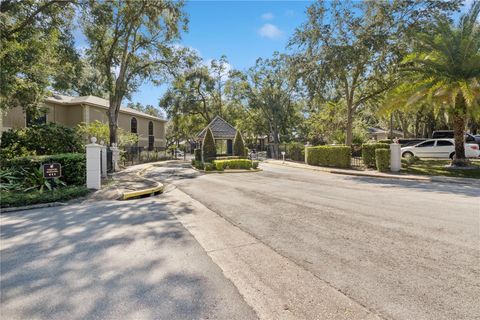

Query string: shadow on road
[345,175,480,198]
[0,200,214,320]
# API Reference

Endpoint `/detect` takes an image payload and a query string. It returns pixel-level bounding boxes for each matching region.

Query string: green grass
[1,186,91,208]
[402,159,480,179]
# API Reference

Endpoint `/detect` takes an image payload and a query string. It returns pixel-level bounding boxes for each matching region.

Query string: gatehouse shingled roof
[197,116,237,140]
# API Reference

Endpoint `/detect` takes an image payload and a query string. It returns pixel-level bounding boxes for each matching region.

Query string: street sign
[43,163,61,178]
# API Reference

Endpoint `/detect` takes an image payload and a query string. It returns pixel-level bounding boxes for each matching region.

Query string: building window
[148,121,154,150]
[131,117,137,134]
[148,121,153,135]
[26,109,47,127]
[148,136,155,151]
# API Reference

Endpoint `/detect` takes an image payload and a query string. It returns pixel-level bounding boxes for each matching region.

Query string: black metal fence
[121,146,169,166]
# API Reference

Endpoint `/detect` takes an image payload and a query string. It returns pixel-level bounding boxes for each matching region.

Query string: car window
[436,140,453,146]
[417,141,435,147]
[465,134,474,142]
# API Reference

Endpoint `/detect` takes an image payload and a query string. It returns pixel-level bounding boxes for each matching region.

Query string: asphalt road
[0,199,257,320]
[150,162,480,320]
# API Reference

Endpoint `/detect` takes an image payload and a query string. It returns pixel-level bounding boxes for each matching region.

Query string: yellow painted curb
[121,165,164,200]
[122,183,164,200]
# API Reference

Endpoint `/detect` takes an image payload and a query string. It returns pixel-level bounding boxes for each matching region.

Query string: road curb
[264,160,479,185]
[189,165,263,174]
[120,165,164,200]
[1,202,67,213]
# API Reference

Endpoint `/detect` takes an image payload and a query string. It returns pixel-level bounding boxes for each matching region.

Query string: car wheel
[402,151,413,159]
[449,152,455,160]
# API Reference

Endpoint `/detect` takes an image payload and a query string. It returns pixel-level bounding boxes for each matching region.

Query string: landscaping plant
[202,127,216,161]
[362,143,390,168]
[375,149,390,172]
[0,123,83,160]
[305,146,351,168]
[233,130,246,156]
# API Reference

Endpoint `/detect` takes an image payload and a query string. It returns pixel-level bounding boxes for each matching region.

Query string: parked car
[401,139,480,159]
[432,130,480,145]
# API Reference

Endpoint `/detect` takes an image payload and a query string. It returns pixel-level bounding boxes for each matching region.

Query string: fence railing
[121,146,169,166]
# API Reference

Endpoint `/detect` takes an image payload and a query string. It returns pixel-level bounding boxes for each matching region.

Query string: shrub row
[1,186,90,208]
[0,123,84,160]
[305,146,351,168]
[375,149,390,172]
[285,142,305,162]
[361,143,390,168]
[1,153,86,186]
[213,159,254,171]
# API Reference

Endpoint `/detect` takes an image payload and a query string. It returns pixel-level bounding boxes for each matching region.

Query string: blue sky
[74,0,472,108]
[129,1,312,107]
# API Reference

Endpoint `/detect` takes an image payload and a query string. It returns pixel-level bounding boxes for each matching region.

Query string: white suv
[401,139,480,159]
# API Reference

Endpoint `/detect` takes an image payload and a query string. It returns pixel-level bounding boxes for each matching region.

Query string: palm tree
[391,1,480,166]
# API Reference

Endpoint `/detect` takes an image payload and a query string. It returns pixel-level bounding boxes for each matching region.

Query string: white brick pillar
[86,137,102,189]
[110,143,120,172]
[390,142,401,172]
[100,141,107,178]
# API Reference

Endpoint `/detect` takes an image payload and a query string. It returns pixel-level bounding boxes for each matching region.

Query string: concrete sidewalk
[264,159,480,186]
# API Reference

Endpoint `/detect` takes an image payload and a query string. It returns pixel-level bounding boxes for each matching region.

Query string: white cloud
[261,12,274,20]
[258,23,283,39]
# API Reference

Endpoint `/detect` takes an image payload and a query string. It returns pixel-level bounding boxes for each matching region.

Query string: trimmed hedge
[305,146,351,168]
[362,143,390,168]
[252,161,259,169]
[1,186,90,208]
[233,130,246,156]
[1,153,86,186]
[194,148,202,161]
[202,127,216,160]
[213,159,253,170]
[375,149,390,172]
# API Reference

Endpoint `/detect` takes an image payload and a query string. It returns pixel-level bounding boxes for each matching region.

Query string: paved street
[147,161,480,320]
[0,199,257,320]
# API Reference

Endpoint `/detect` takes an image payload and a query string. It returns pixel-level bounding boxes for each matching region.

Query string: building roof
[45,94,166,122]
[197,116,237,140]
[368,127,404,136]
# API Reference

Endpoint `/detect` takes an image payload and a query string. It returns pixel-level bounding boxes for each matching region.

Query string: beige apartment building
[0,94,166,150]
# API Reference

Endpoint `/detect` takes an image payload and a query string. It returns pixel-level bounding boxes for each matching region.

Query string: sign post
[43,163,61,179]
[281,151,285,163]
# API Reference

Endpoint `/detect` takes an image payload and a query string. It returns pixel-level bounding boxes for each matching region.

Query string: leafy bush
[378,139,392,144]
[252,161,259,169]
[305,145,351,168]
[0,123,83,160]
[204,163,214,171]
[285,142,305,161]
[194,160,204,170]
[213,156,247,160]
[233,130,246,156]
[77,120,138,147]
[191,159,196,165]
[194,148,202,161]
[375,149,390,172]
[1,186,90,208]
[202,127,216,161]
[362,143,390,168]
[2,153,86,186]
[213,159,253,170]
[402,155,420,168]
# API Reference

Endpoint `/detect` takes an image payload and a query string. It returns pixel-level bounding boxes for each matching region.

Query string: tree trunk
[108,96,121,146]
[345,106,354,146]
[451,94,468,166]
